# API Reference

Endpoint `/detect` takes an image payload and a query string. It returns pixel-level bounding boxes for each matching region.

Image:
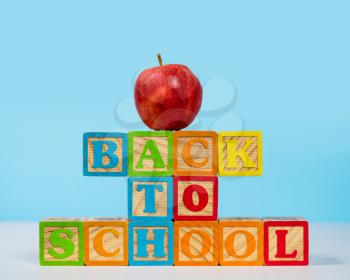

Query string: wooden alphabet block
[173,176,218,221]
[174,221,218,266]
[218,131,262,176]
[173,131,217,176]
[263,218,309,266]
[219,218,263,266]
[128,221,174,266]
[128,177,173,221]
[84,218,128,266]
[128,131,173,176]
[39,218,84,266]
[83,132,128,176]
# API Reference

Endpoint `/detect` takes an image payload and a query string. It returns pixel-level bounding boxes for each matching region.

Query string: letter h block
[174,176,218,221]
[128,131,173,176]
[84,218,128,266]
[263,218,309,266]
[39,218,84,266]
[83,132,128,176]
[173,131,217,176]
[218,131,262,176]
[128,177,173,221]
[128,221,174,266]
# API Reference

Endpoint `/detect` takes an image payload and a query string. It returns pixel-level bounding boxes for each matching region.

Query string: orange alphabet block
[84,218,128,266]
[173,131,217,176]
[219,218,263,266]
[174,221,218,266]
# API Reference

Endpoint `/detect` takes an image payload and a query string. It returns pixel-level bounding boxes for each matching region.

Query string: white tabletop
[1,222,349,280]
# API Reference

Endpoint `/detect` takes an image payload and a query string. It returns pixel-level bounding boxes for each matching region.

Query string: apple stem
[157,53,163,66]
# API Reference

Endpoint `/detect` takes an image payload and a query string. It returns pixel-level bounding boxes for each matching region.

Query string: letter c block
[39,219,84,266]
[84,219,128,266]
[174,176,218,221]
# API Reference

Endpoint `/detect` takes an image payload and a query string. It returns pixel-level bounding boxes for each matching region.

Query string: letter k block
[128,177,173,221]
[218,131,263,176]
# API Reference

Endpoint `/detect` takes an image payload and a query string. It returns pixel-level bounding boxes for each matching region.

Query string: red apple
[134,55,202,130]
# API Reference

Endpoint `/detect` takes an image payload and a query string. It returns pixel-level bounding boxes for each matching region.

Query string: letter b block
[174,176,218,221]
[128,177,173,221]
[173,131,217,176]
[128,131,173,176]
[264,218,309,265]
[83,132,128,176]
[39,219,84,266]
[84,219,128,266]
[128,221,174,265]
[218,131,262,176]
[219,218,263,266]
[174,221,219,266]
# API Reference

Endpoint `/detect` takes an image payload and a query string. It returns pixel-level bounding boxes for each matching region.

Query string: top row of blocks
[83,131,263,177]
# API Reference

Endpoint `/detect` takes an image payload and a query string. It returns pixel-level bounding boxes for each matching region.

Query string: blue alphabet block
[128,177,173,221]
[128,221,174,266]
[83,132,127,176]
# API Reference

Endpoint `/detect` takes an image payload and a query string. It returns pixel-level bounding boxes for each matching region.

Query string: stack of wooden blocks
[39,131,309,266]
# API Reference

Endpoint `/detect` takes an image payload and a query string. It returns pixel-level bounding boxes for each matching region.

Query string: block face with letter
[173,131,217,176]
[39,219,84,266]
[218,131,262,176]
[128,131,173,177]
[84,218,128,266]
[263,218,309,266]
[128,177,173,221]
[83,132,128,176]
[128,221,174,266]
[174,221,219,266]
[173,176,218,221]
[219,218,263,266]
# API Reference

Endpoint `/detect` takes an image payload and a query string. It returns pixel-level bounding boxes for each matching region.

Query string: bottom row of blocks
[40,218,308,266]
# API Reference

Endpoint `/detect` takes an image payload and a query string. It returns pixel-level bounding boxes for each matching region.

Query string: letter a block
[174,176,218,221]
[219,218,263,266]
[264,218,309,266]
[218,131,262,176]
[128,221,174,265]
[173,131,217,176]
[174,221,219,266]
[39,219,84,266]
[83,132,127,176]
[84,219,128,266]
[128,131,173,176]
[128,177,173,221]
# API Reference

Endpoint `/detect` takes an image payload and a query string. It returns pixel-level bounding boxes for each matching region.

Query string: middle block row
[128,176,218,221]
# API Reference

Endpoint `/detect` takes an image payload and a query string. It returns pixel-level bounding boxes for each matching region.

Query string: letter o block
[128,131,173,176]
[219,218,263,266]
[84,219,128,266]
[83,132,128,176]
[174,221,219,266]
[174,176,218,221]
[39,219,84,266]
[173,131,217,176]
[264,218,309,266]
[218,131,262,176]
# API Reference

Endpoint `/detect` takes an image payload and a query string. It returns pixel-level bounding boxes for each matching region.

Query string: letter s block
[84,219,128,266]
[128,131,173,176]
[264,218,309,266]
[219,218,263,266]
[218,131,262,176]
[128,177,173,221]
[173,131,217,176]
[83,132,128,176]
[174,176,218,221]
[39,219,84,266]
[174,221,219,266]
[128,221,174,266]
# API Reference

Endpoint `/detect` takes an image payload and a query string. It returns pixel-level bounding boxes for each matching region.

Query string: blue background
[1,0,349,221]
